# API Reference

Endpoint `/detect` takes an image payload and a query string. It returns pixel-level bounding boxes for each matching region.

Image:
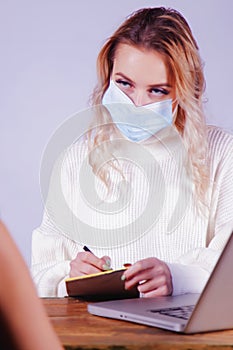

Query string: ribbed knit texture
[31,126,233,296]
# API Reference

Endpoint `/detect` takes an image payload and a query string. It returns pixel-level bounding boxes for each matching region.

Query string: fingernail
[123,263,132,268]
[102,264,112,271]
[121,274,126,281]
[105,259,111,267]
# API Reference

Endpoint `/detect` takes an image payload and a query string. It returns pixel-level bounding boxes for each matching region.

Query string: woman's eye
[115,79,131,88]
[150,88,169,96]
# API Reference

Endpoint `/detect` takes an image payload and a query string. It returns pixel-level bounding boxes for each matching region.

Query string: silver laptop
[88,232,233,333]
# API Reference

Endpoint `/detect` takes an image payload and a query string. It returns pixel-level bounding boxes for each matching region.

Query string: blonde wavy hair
[88,7,209,208]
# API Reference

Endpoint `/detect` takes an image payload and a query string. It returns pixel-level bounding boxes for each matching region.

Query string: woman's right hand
[69,252,111,278]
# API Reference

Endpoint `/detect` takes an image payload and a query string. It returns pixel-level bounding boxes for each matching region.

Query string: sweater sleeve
[31,211,79,297]
[169,128,233,295]
[167,225,232,295]
[168,225,232,295]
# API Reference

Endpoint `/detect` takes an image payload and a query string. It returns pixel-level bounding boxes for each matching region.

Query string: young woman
[0,220,63,349]
[31,7,233,298]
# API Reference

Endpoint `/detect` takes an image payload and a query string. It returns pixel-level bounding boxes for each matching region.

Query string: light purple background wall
[1,0,232,265]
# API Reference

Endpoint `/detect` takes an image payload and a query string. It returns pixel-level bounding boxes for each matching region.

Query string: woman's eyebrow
[148,82,172,88]
[115,72,134,83]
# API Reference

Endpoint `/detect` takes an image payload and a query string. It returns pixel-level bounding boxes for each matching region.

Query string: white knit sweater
[31,125,233,297]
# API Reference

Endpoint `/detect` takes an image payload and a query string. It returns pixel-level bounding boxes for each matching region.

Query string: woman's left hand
[122,257,173,297]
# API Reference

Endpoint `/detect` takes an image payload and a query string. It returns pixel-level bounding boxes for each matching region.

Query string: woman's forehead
[112,43,171,86]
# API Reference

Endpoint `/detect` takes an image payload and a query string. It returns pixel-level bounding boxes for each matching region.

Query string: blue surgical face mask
[102,80,173,142]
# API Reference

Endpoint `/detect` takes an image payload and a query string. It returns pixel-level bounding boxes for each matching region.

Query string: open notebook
[88,232,233,333]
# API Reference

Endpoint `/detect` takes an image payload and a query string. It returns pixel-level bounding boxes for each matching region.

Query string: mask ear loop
[172,99,178,122]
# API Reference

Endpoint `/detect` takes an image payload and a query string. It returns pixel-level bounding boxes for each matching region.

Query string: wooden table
[43,297,233,350]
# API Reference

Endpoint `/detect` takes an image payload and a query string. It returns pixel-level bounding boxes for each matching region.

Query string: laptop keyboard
[149,305,195,320]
